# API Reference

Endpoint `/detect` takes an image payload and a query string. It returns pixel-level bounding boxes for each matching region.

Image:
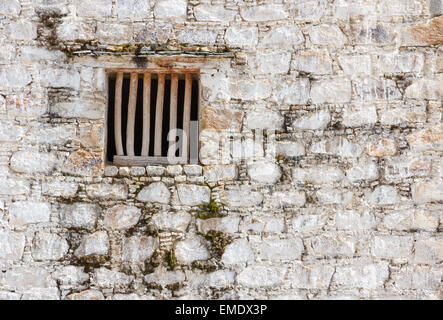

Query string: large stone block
[0,0,21,16]
[369,185,399,205]
[153,0,186,20]
[221,186,263,207]
[407,124,443,152]
[224,25,258,48]
[371,235,413,259]
[366,139,397,157]
[40,68,80,90]
[293,109,330,130]
[103,205,141,230]
[203,165,237,182]
[93,267,133,288]
[122,236,158,262]
[332,263,389,289]
[176,184,210,206]
[86,184,128,200]
[116,0,150,19]
[77,0,112,17]
[413,237,443,264]
[61,150,102,176]
[308,24,347,47]
[31,232,69,261]
[310,79,352,104]
[174,236,210,263]
[221,239,254,265]
[260,25,304,47]
[240,5,287,21]
[9,201,51,227]
[0,230,25,261]
[247,161,281,184]
[0,66,32,88]
[151,211,191,232]
[287,264,335,289]
[74,231,109,258]
[10,151,57,174]
[310,137,362,158]
[292,166,344,185]
[247,52,291,75]
[237,265,287,287]
[269,190,306,208]
[411,180,443,204]
[42,180,78,198]
[194,4,236,22]
[272,78,310,105]
[196,216,240,234]
[342,104,377,127]
[254,237,303,261]
[59,203,101,230]
[305,234,356,258]
[137,182,171,204]
[245,108,284,130]
[292,50,333,75]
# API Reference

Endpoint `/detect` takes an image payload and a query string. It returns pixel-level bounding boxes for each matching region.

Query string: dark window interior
[107,73,199,162]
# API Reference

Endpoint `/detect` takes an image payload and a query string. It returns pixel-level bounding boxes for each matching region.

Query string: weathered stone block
[366,139,397,157]
[245,108,284,130]
[59,203,101,230]
[153,0,186,20]
[86,184,128,200]
[225,25,258,48]
[40,68,80,90]
[240,5,287,21]
[31,232,69,261]
[74,231,109,258]
[247,52,291,75]
[346,159,378,182]
[335,210,376,230]
[308,24,347,46]
[77,0,112,17]
[411,180,443,204]
[332,263,389,289]
[221,186,263,208]
[10,151,57,174]
[269,190,306,208]
[287,264,335,289]
[93,267,133,288]
[104,205,141,230]
[122,236,158,262]
[0,266,56,290]
[338,54,371,76]
[260,25,304,47]
[137,182,170,204]
[61,150,102,176]
[272,78,310,105]
[175,236,210,263]
[194,4,236,22]
[52,266,89,286]
[292,214,328,233]
[254,237,303,261]
[203,165,237,182]
[293,166,344,185]
[247,161,281,184]
[230,77,272,100]
[391,266,442,290]
[413,237,443,263]
[151,211,191,232]
[0,230,25,261]
[116,0,150,19]
[292,50,332,74]
[316,188,353,205]
[9,201,51,227]
[310,79,352,104]
[237,265,286,287]
[369,185,399,205]
[176,184,210,206]
[293,109,330,130]
[311,137,362,158]
[67,289,104,300]
[221,239,254,265]
[371,235,413,259]
[407,124,443,152]
[0,66,32,88]
[306,234,356,258]
[342,104,377,127]
[196,216,240,234]
[0,0,21,16]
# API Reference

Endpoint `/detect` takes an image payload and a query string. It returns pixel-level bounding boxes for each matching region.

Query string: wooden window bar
[110,70,198,166]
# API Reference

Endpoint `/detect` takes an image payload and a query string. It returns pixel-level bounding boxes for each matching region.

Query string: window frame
[104,68,201,167]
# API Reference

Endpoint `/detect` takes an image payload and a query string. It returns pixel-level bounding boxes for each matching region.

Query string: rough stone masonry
[0,0,442,300]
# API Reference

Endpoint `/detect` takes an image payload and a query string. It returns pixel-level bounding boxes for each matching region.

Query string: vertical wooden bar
[141,73,151,156]
[182,73,193,161]
[168,73,179,157]
[126,73,138,156]
[154,73,165,156]
[114,72,124,156]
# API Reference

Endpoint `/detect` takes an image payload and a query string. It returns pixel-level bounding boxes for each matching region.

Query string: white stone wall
[0,0,442,300]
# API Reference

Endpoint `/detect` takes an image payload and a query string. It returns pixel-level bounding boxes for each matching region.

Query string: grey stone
[240,5,287,21]
[306,234,356,258]
[276,141,305,157]
[0,0,21,16]
[308,24,347,46]
[294,110,331,130]
[31,232,69,261]
[237,265,287,287]
[369,185,399,205]
[225,25,258,48]
[269,190,306,208]
[371,235,413,259]
[93,267,133,288]
[292,50,333,75]
[151,211,191,232]
[221,186,263,207]
[175,236,210,263]
[194,4,236,22]
[10,151,57,174]
[59,203,101,230]
[272,78,310,105]
[333,263,389,289]
[292,166,344,185]
[287,264,335,289]
[342,104,378,127]
[77,0,112,17]
[103,205,141,230]
[245,108,284,130]
[9,201,51,227]
[116,0,150,19]
[154,0,186,20]
[248,52,291,75]
[255,237,303,261]
[247,161,281,184]
[137,182,171,204]
[310,79,352,104]
[239,216,285,234]
[122,236,158,262]
[177,184,210,206]
[196,216,240,234]
[40,68,80,90]
[42,180,78,197]
[86,184,128,200]
[411,180,443,204]
[0,230,25,260]
[221,239,254,265]
[260,25,304,47]
[52,266,89,286]
[74,231,109,258]
[0,66,32,88]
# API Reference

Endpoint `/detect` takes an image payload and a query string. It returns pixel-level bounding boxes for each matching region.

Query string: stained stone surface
[0,0,440,301]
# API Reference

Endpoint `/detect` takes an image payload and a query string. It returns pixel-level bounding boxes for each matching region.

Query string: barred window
[106,70,200,165]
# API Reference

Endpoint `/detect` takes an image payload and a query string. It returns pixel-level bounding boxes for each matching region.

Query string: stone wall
[0,0,442,300]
